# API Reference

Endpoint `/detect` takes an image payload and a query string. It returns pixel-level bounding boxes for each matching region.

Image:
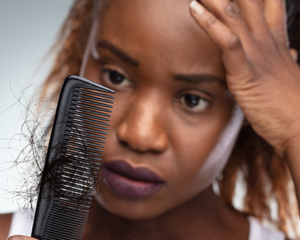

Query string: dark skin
[83,1,247,239]
[87,0,236,221]
[82,188,248,240]
[5,0,300,239]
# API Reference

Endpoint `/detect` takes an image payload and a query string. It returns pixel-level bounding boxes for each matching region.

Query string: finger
[236,0,273,41]
[7,236,37,240]
[190,1,252,80]
[264,0,288,47]
[198,0,254,50]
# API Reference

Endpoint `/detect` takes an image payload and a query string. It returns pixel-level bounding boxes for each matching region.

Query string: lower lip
[103,167,164,199]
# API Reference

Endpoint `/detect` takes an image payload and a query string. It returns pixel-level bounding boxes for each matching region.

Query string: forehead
[98,0,224,77]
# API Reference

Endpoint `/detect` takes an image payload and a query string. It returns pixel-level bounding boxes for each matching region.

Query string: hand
[189,0,300,156]
[7,236,37,240]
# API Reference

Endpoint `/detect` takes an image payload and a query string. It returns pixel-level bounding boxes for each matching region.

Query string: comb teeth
[51,87,113,205]
[32,77,114,240]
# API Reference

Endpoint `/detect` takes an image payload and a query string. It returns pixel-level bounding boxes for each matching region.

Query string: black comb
[31,75,115,240]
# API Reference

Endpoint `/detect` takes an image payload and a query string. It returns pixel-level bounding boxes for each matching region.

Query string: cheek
[167,118,223,194]
[187,105,244,194]
[168,104,244,199]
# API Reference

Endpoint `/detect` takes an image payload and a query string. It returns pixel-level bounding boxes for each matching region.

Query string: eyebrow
[174,74,227,87]
[96,40,139,67]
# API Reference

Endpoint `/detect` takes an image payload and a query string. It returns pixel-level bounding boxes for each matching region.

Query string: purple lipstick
[104,160,165,199]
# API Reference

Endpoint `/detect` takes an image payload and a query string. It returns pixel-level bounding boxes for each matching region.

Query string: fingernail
[190,0,205,15]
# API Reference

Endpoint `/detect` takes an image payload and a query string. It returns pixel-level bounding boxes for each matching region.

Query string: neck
[84,186,248,240]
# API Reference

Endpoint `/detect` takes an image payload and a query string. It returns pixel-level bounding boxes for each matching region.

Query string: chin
[93,185,174,220]
[92,167,211,220]
[91,164,174,219]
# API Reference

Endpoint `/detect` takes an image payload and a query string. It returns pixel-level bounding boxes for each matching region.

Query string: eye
[102,69,131,87]
[180,94,209,112]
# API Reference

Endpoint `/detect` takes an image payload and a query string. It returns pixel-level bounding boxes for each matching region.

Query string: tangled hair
[36,0,300,237]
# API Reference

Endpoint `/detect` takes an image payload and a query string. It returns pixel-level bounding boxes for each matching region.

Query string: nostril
[119,140,129,148]
[119,138,163,154]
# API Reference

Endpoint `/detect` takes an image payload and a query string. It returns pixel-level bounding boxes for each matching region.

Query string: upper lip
[104,160,164,183]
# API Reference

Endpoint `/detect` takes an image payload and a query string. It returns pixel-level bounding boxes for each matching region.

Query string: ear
[289,48,298,62]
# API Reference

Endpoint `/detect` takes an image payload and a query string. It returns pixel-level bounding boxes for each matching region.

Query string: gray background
[0,0,74,213]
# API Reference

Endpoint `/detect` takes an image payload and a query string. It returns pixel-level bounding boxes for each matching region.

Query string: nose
[116,93,168,153]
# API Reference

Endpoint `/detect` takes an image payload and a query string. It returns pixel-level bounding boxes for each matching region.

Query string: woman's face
[85,0,236,219]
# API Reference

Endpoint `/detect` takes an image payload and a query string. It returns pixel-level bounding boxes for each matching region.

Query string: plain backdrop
[0,0,74,213]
